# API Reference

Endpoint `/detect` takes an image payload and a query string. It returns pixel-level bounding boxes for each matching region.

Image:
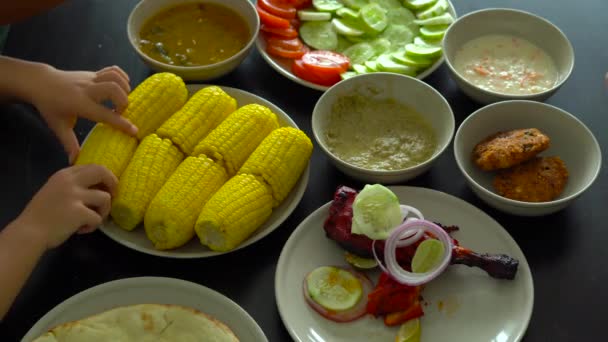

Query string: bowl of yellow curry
[128,0,259,81]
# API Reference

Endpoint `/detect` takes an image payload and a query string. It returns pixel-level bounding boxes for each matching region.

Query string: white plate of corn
[76,73,312,258]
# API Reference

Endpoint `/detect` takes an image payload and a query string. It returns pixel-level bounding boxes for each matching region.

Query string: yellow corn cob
[195,174,273,252]
[157,86,237,155]
[124,72,188,140]
[75,123,138,178]
[192,104,279,176]
[239,127,313,207]
[144,156,228,250]
[110,134,184,231]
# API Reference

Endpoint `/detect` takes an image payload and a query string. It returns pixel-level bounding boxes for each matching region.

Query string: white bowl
[443,8,575,104]
[312,72,454,184]
[454,100,602,216]
[127,0,259,81]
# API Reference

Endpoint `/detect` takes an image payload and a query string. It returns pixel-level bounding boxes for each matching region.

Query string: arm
[0,0,65,25]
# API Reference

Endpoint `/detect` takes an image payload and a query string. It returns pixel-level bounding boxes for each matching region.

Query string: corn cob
[195,174,273,252]
[124,72,188,139]
[75,123,138,178]
[239,127,312,207]
[144,156,228,250]
[157,86,237,155]
[192,104,279,176]
[110,134,184,231]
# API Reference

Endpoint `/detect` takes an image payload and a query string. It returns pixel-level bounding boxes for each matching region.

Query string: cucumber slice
[341,71,359,80]
[313,0,344,12]
[379,25,415,50]
[336,7,360,22]
[352,64,369,74]
[370,0,403,10]
[336,36,354,52]
[391,52,432,67]
[416,0,448,19]
[386,7,419,34]
[377,54,417,75]
[299,21,338,50]
[360,4,389,33]
[351,184,404,240]
[414,12,454,26]
[298,10,332,21]
[370,38,392,57]
[332,18,366,36]
[343,42,376,65]
[345,252,379,269]
[343,0,368,10]
[414,36,441,47]
[306,266,363,311]
[405,43,442,58]
[345,35,371,43]
[403,0,437,10]
[364,60,379,71]
[419,25,448,40]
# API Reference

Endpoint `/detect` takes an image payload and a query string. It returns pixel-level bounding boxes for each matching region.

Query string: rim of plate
[98,84,310,258]
[255,1,458,92]
[22,276,268,342]
[275,186,534,342]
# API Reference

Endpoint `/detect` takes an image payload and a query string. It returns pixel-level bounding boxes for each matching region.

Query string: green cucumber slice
[414,12,454,26]
[370,0,403,10]
[336,7,360,22]
[336,36,354,52]
[403,0,437,10]
[306,266,363,311]
[416,0,448,19]
[343,42,376,65]
[360,3,389,33]
[345,252,379,269]
[414,36,441,47]
[345,35,370,43]
[377,54,417,74]
[379,25,415,50]
[391,52,432,67]
[351,184,404,239]
[332,18,366,36]
[299,21,338,50]
[386,7,419,34]
[352,64,369,74]
[405,43,442,58]
[364,60,379,71]
[298,10,332,21]
[370,38,392,57]
[419,25,448,40]
[313,0,344,12]
[341,71,359,80]
[343,0,368,10]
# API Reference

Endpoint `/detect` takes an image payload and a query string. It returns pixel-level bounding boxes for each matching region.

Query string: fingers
[73,164,118,195]
[77,204,104,230]
[81,189,112,218]
[84,101,138,136]
[49,122,80,164]
[77,225,98,234]
[98,65,130,84]
[95,67,131,94]
[88,82,129,113]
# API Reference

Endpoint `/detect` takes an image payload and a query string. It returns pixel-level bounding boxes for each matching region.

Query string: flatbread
[32,304,239,342]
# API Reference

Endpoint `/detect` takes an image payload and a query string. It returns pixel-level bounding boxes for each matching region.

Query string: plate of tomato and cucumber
[255,0,457,91]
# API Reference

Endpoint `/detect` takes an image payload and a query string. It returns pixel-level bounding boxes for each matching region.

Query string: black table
[1,0,606,341]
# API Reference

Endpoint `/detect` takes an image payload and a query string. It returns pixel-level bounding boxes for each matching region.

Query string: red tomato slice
[260,24,298,38]
[256,5,290,28]
[302,51,351,73]
[258,0,296,19]
[266,36,303,51]
[267,43,309,59]
[292,59,342,87]
[284,0,313,9]
[290,18,301,30]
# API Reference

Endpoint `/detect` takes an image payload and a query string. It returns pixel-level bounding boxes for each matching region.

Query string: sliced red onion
[397,205,425,247]
[379,219,453,286]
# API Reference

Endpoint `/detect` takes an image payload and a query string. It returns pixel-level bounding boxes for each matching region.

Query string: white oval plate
[98,84,310,258]
[276,186,534,342]
[22,277,268,342]
[256,2,457,92]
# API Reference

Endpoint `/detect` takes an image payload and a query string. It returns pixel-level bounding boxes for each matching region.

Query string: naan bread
[32,304,239,342]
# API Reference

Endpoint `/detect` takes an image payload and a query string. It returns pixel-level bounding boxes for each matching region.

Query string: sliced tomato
[290,18,301,30]
[284,0,313,9]
[302,51,351,73]
[260,24,298,38]
[266,36,303,51]
[292,59,342,86]
[259,0,297,19]
[256,5,290,28]
[267,43,309,59]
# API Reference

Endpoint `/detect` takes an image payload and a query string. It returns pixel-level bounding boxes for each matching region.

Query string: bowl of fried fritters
[454,100,601,216]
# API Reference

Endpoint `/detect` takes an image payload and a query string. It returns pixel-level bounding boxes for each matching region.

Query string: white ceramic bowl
[454,100,601,216]
[312,72,454,184]
[443,8,574,104]
[127,0,259,81]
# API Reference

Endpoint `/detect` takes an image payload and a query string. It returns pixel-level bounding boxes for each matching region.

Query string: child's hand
[30,65,138,163]
[16,164,117,249]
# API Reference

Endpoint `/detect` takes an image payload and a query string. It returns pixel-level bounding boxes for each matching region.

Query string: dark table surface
[1,0,606,341]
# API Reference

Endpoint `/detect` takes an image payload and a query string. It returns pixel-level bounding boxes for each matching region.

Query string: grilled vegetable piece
[192,104,279,176]
[238,127,312,207]
[144,156,228,250]
[75,123,138,178]
[110,134,184,231]
[157,86,237,155]
[123,72,188,140]
[196,174,273,252]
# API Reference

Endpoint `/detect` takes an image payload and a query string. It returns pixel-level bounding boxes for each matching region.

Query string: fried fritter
[473,128,550,171]
[493,156,569,202]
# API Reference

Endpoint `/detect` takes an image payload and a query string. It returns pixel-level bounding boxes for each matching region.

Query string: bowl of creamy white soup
[442,8,574,104]
[312,72,454,184]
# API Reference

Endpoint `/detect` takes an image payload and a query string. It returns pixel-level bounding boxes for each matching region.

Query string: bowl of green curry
[127,0,259,81]
[312,72,455,184]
